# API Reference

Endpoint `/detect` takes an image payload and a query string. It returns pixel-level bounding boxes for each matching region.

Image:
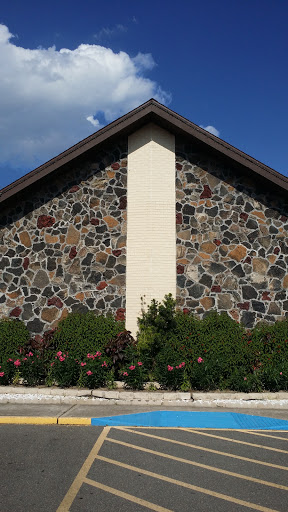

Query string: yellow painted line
[57,426,110,511]
[58,417,91,425]
[243,431,288,442]
[0,416,57,425]
[84,477,173,512]
[97,455,281,512]
[106,436,288,491]
[117,427,288,471]
[181,428,288,454]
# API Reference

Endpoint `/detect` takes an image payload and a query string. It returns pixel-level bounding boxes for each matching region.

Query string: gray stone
[33,270,50,289]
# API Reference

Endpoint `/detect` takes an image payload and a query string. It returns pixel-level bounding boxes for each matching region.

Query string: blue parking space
[91,411,288,429]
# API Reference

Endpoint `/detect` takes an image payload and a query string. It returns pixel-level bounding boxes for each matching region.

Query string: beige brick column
[126,123,176,337]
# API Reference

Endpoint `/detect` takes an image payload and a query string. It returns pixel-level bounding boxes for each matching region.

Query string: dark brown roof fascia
[1,98,287,204]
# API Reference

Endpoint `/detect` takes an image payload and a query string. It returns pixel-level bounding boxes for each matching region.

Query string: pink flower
[244,377,247,381]
[28,352,33,357]
[95,351,102,357]
[51,362,54,367]
[14,359,21,367]
[129,365,135,370]
[280,372,283,375]
[59,356,65,362]
[86,370,93,376]
[197,357,203,363]
[102,361,108,367]
[81,362,86,367]
[137,362,143,366]
[0,372,4,377]
[176,366,179,369]
[23,357,27,361]
[167,365,173,371]
[123,372,128,377]
[56,351,62,357]
[182,362,185,366]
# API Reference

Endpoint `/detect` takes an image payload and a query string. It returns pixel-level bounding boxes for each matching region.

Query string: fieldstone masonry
[175,142,288,327]
[0,144,128,333]
[1,112,288,334]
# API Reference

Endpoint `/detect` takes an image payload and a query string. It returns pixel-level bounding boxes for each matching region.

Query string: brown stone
[116,236,126,249]
[69,246,77,260]
[96,252,108,264]
[229,309,240,322]
[177,258,189,265]
[211,285,221,293]
[200,241,216,254]
[237,302,250,310]
[177,265,184,274]
[200,185,212,199]
[68,258,81,275]
[103,216,119,228]
[228,245,247,262]
[268,255,277,264]
[90,197,100,209]
[119,196,127,209]
[7,290,21,299]
[251,210,265,220]
[200,297,215,310]
[97,281,108,290]
[107,170,115,179]
[112,250,122,257]
[45,234,59,244]
[199,252,211,260]
[109,275,125,286]
[47,297,63,308]
[217,293,233,310]
[19,231,31,247]
[214,239,221,246]
[240,212,248,221]
[177,246,186,258]
[9,307,21,317]
[176,213,183,224]
[115,307,125,321]
[252,258,269,274]
[66,225,80,245]
[75,292,85,301]
[41,307,59,323]
[262,291,271,301]
[283,275,288,289]
[268,303,281,315]
[178,230,191,241]
[37,215,55,229]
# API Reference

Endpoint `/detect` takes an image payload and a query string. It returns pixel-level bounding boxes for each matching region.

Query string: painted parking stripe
[84,477,173,512]
[114,427,288,471]
[105,434,288,491]
[181,428,288,453]
[96,455,280,512]
[91,411,288,430]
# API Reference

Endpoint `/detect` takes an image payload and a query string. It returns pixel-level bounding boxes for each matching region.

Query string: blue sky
[0,0,287,190]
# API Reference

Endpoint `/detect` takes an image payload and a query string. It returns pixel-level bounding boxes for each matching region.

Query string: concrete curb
[1,386,288,407]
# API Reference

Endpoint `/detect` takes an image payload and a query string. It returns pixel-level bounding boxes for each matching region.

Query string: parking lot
[1,421,288,511]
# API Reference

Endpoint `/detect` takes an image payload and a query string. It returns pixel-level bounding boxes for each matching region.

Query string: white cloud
[93,24,128,41]
[200,125,220,137]
[0,24,170,172]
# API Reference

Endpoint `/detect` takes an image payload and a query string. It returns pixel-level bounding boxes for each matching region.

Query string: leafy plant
[50,351,79,387]
[121,361,146,390]
[105,330,136,378]
[78,351,111,389]
[0,318,29,362]
[53,312,125,359]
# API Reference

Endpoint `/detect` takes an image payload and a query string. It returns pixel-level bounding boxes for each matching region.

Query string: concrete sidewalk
[1,386,288,425]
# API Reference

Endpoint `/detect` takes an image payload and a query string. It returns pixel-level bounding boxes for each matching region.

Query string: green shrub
[137,294,177,360]
[0,318,29,362]
[154,346,187,390]
[121,360,147,390]
[20,351,45,386]
[50,351,79,387]
[78,351,111,389]
[53,312,125,359]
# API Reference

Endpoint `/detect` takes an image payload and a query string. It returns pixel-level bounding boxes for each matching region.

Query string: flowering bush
[78,352,111,389]
[121,361,146,389]
[20,351,44,386]
[154,347,188,390]
[0,358,19,385]
[50,351,79,387]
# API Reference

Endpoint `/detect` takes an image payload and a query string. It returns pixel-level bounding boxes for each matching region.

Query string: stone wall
[175,142,288,327]
[0,144,128,334]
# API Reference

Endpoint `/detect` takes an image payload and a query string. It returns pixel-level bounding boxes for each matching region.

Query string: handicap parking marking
[57,425,288,512]
[90,410,288,430]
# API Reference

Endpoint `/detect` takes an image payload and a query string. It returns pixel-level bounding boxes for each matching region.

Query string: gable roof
[1,98,288,204]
